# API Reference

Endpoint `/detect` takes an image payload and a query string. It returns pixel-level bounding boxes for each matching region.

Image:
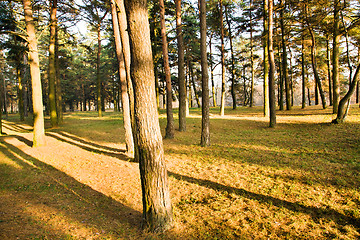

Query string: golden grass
[1,105,360,239]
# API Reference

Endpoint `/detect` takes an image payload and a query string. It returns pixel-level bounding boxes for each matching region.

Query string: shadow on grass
[169,171,360,230]
[2,122,32,133]
[0,136,142,239]
[45,132,136,162]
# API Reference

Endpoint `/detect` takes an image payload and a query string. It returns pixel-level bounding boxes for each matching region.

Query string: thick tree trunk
[124,0,173,232]
[199,0,210,147]
[49,0,58,127]
[332,0,340,113]
[159,0,175,139]
[23,0,45,147]
[268,0,276,127]
[111,0,134,158]
[219,0,226,116]
[263,0,269,117]
[175,0,186,132]
[309,28,326,109]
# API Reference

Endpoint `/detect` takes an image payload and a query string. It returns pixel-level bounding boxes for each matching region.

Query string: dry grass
[1,105,360,239]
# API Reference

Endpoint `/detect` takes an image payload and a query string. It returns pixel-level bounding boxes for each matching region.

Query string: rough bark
[199,0,210,147]
[263,0,269,117]
[23,0,45,147]
[175,0,186,132]
[159,0,174,139]
[49,0,58,127]
[110,0,134,158]
[268,0,276,127]
[124,0,173,232]
[219,0,226,116]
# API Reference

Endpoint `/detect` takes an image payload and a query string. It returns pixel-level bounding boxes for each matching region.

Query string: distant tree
[219,0,226,116]
[199,0,210,146]
[159,0,174,139]
[124,0,173,232]
[22,0,45,146]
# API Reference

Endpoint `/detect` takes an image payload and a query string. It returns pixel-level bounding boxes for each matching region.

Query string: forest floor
[1,105,360,239]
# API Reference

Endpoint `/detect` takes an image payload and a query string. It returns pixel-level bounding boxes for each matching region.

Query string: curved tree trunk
[199,0,210,147]
[124,0,173,232]
[23,0,45,147]
[159,0,174,139]
[110,0,134,158]
[175,0,186,132]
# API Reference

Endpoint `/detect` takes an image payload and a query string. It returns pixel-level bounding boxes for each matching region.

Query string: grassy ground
[1,105,360,239]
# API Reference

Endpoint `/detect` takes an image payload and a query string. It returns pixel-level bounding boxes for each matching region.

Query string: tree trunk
[301,35,306,109]
[199,0,210,147]
[333,64,360,123]
[225,5,236,109]
[326,36,333,106]
[280,0,291,110]
[0,67,2,135]
[159,0,174,139]
[111,0,134,158]
[307,87,311,106]
[124,0,173,232]
[315,80,319,105]
[278,46,284,110]
[332,0,340,113]
[263,0,269,117]
[268,0,276,127]
[175,0,186,132]
[55,26,63,123]
[23,0,45,147]
[96,23,103,117]
[49,0,58,127]
[309,27,326,109]
[190,63,200,108]
[209,35,217,107]
[17,65,24,121]
[249,0,254,108]
[219,0,226,116]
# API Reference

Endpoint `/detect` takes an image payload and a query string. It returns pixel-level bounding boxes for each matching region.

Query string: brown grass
[1,105,360,239]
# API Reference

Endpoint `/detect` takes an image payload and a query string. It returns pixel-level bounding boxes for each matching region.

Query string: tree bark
[301,35,306,109]
[159,0,175,139]
[268,0,276,127]
[225,5,236,109]
[189,63,200,108]
[199,0,210,147]
[17,65,24,121]
[23,0,45,147]
[249,0,254,108]
[96,23,103,117]
[332,0,340,113]
[309,27,326,109]
[209,34,217,107]
[49,0,58,127]
[219,0,226,116]
[124,0,173,232]
[326,36,333,106]
[175,0,186,132]
[263,0,269,117]
[110,0,134,158]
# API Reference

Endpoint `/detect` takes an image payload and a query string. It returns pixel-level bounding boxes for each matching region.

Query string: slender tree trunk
[23,0,45,147]
[96,23,103,117]
[280,0,291,110]
[225,5,236,109]
[17,65,24,121]
[219,0,226,116]
[309,27,326,109]
[249,0,254,108]
[199,0,210,147]
[301,35,306,109]
[308,87,311,106]
[209,35,217,107]
[190,64,200,107]
[159,0,175,139]
[326,36,333,106]
[315,80,319,105]
[55,27,63,123]
[268,0,276,127]
[124,0,173,232]
[175,0,186,132]
[278,46,284,110]
[111,0,134,158]
[332,0,340,113]
[49,0,58,127]
[263,0,269,117]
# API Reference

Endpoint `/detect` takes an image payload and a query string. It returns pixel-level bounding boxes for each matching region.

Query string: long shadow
[50,130,125,153]
[2,122,32,133]
[0,137,142,239]
[46,132,136,162]
[169,171,360,230]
